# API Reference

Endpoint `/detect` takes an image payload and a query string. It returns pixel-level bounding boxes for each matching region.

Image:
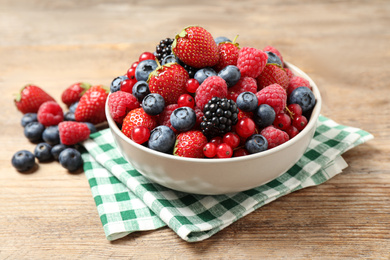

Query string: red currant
[120,79,137,93]
[222,132,240,149]
[210,136,223,145]
[185,79,200,93]
[233,148,250,157]
[126,67,136,80]
[177,94,195,108]
[235,118,256,138]
[286,125,299,138]
[139,52,155,62]
[293,115,308,131]
[131,126,150,144]
[131,61,139,69]
[287,104,302,118]
[203,143,217,158]
[273,112,291,131]
[216,143,233,158]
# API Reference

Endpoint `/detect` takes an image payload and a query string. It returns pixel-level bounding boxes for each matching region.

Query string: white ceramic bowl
[105,62,322,195]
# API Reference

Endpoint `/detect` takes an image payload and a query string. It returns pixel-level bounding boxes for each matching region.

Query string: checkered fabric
[81,115,373,242]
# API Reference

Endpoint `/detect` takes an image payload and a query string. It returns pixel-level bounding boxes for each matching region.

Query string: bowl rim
[105,61,322,164]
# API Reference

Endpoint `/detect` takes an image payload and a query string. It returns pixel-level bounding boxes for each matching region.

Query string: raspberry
[257,64,290,90]
[260,126,289,149]
[157,104,179,133]
[37,101,64,126]
[58,121,90,145]
[108,91,140,124]
[287,76,312,96]
[263,45,284,64]
[237,47,268,78]
[195,76,228,110]
[227,76,257,102]
[256,84,287,114]
[193,106,204,129]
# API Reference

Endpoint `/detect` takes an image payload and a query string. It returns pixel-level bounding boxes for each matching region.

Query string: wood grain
[1,0,389,259]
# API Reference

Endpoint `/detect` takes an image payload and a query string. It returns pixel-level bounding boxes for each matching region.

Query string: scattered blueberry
[245,134,268,154]
[24,122,45,142]
[69,101,79,113]
[110,75,128,93]
[83,122,97,134]
[161,54,177,65]
[148,125,176,153]
[194,67,217,85]
[142,93,165,116]
[11,150,36,172]
[42,126,60,146]
[51,144,69,160]
[265,51,283,67]
[132,81,151,102]
[21,113,38,127]
[170,107,196,132]
[64,111,75,121]
[214,36,231,44]
[34,142,53,162]
[135,59,158,82]
[236,92,258,112]
[289,87,316,113]
[217,65,241,87]
[59,148,83,172]
[253,104,276,128]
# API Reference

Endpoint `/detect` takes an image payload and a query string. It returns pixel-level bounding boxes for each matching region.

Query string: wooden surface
[1,0,389,259]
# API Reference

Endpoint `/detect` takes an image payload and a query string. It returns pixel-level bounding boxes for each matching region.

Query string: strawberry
[148,63,189,105]
[58,121,91,145]
[173,130,208,158]
[172,26,219,68]
[213,35,240,72]
[61,82,91,107]
[108,91,140,124]
[257,64,290,90]
[121,108,157,139]
[237,47,268,78]
[14,84,56,114]
[74,85,109,124]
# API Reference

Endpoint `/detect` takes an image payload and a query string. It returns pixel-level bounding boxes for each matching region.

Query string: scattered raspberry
[263,45,284,64]
[122,107,157,139]
[287,76,312,96]
[157,104,179,133]
[195,76,228,110]
[37,101,64,126]
[173,130,208,158]
[260,126,289,149]
[257,64,290,90]
[108,91,140,124]
[236,47,268,78]
[58,121,90,145]
[256,83,287,114]
[227,76,257,102]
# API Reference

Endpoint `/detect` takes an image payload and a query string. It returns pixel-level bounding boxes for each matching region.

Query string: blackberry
[177,59,198,78]
[200,97,239,138]
[155,38,174,64]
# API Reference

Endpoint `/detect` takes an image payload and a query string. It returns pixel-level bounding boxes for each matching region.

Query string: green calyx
[147,59,177,83]
[14,84,30,102]
[80,82,92,95]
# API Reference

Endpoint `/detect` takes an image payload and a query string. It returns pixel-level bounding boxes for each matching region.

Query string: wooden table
[1,1,389,259]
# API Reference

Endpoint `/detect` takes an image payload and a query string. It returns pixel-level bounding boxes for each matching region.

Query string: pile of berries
[11,83,109,172]
[108,25,316,159]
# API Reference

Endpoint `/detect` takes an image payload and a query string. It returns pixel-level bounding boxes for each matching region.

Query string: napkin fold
[81,115,373,242]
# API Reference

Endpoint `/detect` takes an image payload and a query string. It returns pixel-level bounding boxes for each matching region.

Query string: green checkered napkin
[81,115,373,242]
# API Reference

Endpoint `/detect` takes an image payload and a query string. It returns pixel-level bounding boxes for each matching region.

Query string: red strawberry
[14,84,56,114]
[195,76,228,110]
[75,85,109,124]
[61,82,91,107]
[227,76,257,102]
[173,130,208,158]
[237,47,268,78]
[108,91,140,124]
[148,63,189,105]
[37,101,64,126]
[257,64,290,90]
[121,108,157,139]
[172,26,219,68]
[263,45,284,65]
[58,121,91,145]
[213,36,240,72]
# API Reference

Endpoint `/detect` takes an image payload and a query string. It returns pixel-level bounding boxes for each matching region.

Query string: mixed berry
[107,25,317,159]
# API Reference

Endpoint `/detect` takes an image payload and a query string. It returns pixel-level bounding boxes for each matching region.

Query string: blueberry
[170,107,196,132]
[214,36,231,44]
[265,51,283,67]
[236,92,258,112]
[148,125,176,153]
[253,104,276,128]
[245,134,268,154]
[21,113,37,127]
[194,67,217,85]
[132,81,150,102]
[289,87,316,113]
[84,122,97,134]
[51,144,69,160]
[24,122,45,142]
[59,148,83,172]
[142,93,165,116]
[217,65,241,87]
[69,101,79,113]
[161,54,177,65]
[110,75,128,93]
[11,150,36,172]
[135,59,158,82]
[42,126,60,146]
[64,111,75,121]
[34,142,53,162]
